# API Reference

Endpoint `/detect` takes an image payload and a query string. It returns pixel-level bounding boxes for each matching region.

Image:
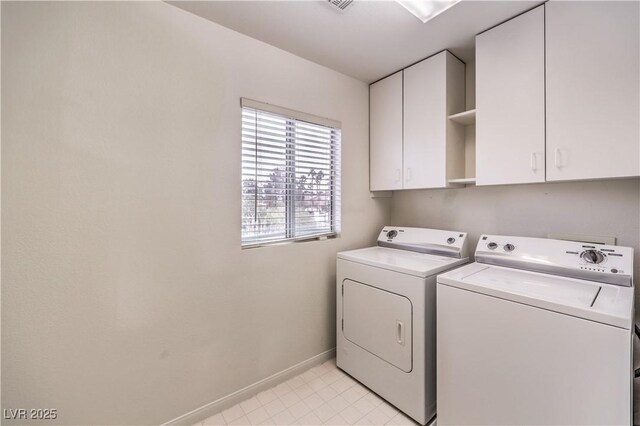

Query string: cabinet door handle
[395,169,401,182]
[406,168,412,181]
[396,320,405,346]
[555,148,562,168]
[531,152,537,171]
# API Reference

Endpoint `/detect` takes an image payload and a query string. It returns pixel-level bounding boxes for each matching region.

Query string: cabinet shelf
[448,109,476,126]
[448,177,476,185]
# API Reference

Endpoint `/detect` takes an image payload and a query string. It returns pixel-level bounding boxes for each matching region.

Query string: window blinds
[241,99,342,247]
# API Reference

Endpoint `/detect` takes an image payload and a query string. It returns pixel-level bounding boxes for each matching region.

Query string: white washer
[437,235,634,425]
[337,226,469,425]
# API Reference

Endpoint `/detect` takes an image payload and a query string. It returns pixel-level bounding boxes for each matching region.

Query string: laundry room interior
[2,1,639,425]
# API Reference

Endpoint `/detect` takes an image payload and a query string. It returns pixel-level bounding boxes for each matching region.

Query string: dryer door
[342,279,413,372]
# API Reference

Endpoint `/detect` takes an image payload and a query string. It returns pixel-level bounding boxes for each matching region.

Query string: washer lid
[462,267,601,308]
[338,246,468,278]
[438,262,634,329]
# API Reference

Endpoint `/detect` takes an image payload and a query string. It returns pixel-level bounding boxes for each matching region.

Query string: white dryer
[437,235,634,425]
[337,226,469,425]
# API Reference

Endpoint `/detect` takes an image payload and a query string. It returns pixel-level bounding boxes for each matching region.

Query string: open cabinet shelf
[448,106,476,187]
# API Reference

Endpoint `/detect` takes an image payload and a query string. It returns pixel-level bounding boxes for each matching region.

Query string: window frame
[240,98,342,248]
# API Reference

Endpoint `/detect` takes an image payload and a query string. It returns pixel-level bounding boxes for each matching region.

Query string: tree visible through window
[241,100,341,247]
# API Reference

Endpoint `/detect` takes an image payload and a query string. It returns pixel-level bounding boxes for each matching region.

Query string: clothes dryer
[337,226,469,424]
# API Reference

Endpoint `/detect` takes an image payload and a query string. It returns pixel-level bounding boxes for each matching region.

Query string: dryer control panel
[377,227,469,259]
[476,235,634,287]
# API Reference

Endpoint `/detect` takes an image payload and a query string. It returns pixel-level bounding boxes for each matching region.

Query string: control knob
[387,230,398,239]
[487,242,498,250]
[581,249,605,264]
[504,244,515,252]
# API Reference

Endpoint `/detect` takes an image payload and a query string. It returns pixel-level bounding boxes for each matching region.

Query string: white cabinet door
[546,1,640,181]
[404,51,465,189]
[476,5,545,186]
[370,71,403,190]
[404,52,446,189]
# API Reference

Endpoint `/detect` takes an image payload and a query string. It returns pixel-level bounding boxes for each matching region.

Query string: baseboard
[162,348,336,426]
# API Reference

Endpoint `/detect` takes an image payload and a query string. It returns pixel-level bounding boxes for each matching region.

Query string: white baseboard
[162,348,336,426]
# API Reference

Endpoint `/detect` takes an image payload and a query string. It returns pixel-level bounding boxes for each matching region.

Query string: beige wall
[1,2,389,424]
[390,178,640,299]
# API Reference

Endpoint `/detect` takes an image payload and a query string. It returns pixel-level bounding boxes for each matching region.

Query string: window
[241,98,341,247]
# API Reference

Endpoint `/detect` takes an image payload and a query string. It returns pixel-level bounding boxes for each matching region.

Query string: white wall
[1,2,389,424]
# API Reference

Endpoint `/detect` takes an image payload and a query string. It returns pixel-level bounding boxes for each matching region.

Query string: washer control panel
[476,235,634,287]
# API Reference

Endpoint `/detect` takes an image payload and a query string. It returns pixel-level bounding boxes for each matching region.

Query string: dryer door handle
[396,321,405,346]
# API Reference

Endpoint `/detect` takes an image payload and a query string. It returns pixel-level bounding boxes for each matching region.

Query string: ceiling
[168,0,543,83]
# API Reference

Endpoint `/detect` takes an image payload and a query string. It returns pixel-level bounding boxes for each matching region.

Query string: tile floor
[195,358,423,426]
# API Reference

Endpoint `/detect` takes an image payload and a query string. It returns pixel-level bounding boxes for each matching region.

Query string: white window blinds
[241,98,341,247]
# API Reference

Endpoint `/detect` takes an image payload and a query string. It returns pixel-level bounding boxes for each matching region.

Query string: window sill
[241,232,339,249]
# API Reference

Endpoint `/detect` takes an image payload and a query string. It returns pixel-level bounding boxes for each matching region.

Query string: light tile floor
[195,358,423,426]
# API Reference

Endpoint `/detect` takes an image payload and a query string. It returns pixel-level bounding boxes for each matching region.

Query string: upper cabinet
[545,1,640,182]
[370,71,403,191]
[476,6,545,186]
[370,51,465,191]
[371,2,639,190]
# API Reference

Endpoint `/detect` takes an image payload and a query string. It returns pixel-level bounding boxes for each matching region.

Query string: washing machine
[336,226,469,425]
[437,235,634,425]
